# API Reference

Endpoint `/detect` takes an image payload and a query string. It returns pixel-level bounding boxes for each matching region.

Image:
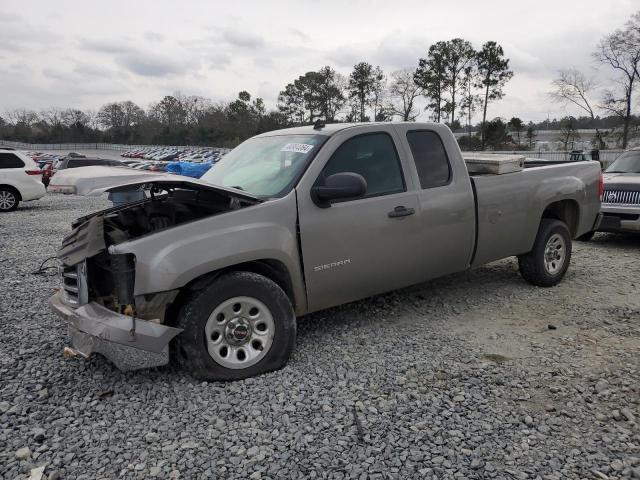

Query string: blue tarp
[166,161,213,178]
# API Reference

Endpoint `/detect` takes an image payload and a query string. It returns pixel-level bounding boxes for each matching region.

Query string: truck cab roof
[255,122,443,138]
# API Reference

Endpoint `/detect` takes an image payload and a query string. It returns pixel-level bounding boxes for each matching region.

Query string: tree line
[1,12,638,150]
[0,93,288,148]
[276,39,513,150]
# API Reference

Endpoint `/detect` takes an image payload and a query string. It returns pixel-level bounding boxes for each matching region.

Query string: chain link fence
[0,140,230,153]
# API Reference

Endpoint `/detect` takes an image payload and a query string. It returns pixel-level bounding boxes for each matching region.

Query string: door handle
[388,206,415,218]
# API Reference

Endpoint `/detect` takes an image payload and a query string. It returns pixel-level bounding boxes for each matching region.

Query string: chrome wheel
[544,233,566,275]
[0,190,16,210]
[204,296,275,369]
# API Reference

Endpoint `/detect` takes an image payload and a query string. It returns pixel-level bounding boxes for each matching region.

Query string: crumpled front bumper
[48,290,182,371]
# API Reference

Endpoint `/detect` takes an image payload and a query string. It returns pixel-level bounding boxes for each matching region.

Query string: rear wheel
[0,187,19,212]
[518,219,572,287]
[174,271,296,381]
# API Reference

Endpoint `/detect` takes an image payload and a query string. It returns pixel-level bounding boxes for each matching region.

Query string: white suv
[0,149,46,212]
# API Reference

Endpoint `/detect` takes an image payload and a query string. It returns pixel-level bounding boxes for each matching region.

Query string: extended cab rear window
[406,131,451,188]
[0,153,25,169]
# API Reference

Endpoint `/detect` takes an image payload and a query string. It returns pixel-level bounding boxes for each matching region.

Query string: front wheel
[518,219,572,287]
[174,271,296,381]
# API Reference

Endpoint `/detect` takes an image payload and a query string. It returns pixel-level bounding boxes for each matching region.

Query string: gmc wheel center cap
[225,318,252,344]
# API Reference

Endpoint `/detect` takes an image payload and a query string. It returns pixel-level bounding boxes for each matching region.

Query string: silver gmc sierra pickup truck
[49,122,602,380]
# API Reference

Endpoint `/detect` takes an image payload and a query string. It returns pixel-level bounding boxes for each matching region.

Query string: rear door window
[0,153,25,169]
[406,131,451,188]
[321,132,405,197]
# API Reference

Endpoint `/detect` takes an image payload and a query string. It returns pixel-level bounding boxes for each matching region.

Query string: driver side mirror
[311,172,367,208]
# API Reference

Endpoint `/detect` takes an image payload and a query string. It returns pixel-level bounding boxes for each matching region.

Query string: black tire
[518,219,572,287]
[576,230,595,242]
[174,271,296,381]
[0,187,19,212]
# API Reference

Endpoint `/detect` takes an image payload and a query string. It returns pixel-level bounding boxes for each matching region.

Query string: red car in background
[41,161,54,187]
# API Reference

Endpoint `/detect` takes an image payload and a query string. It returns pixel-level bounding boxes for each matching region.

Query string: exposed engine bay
[58,184,260,320]
[73,185,258,245]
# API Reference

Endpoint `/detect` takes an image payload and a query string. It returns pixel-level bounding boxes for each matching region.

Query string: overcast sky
[0,0,637,122]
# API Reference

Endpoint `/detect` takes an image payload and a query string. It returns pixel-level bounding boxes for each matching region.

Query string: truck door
[297,127,425,312]
[393,125,476,279]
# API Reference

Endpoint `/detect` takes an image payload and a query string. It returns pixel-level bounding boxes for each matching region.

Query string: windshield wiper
[605,171,633,174]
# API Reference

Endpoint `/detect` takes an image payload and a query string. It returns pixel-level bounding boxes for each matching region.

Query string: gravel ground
[0,194,638,480]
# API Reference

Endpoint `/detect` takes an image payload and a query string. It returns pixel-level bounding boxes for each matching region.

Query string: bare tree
[556,117,581,151]
[6,109,39,126]
[120,100,146,127]
[41,107,65,129]
[388,69,422,121]
[61,109,90,128]
[97,102,125,129]
[593,12,640,148]
[549,68,603,148]
[177,94,212,126]
[84,109,100,130]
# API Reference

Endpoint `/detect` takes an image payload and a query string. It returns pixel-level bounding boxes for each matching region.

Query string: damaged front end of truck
[48,172,261,370]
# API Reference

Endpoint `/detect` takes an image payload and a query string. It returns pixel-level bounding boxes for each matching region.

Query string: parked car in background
[48,157,129,194]
[120,146,228,163]
[592,148,640,236]
[55,157,127,171]
[0,149,46,211]
[49,122,601,380]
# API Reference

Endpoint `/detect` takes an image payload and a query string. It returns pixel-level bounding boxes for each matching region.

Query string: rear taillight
[598,171,603,201]
[25,169,43,176]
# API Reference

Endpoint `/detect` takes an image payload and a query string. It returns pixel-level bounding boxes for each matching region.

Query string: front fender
[109,192,307,313]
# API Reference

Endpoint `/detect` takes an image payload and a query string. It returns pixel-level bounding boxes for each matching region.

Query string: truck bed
[469,161,602,267]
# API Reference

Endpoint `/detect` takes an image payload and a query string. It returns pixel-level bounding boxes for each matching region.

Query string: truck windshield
[605,151,640,174]
[201,134,327,198]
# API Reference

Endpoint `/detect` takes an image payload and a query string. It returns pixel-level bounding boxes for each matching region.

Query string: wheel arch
[540,199,580,238]
[0,184,22,201]
[165,258,299,327]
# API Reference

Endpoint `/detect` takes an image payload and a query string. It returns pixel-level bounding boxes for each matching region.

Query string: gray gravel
[0,194,639,480]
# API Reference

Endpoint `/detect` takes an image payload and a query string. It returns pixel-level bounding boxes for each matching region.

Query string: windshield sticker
[281,143,314,154]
